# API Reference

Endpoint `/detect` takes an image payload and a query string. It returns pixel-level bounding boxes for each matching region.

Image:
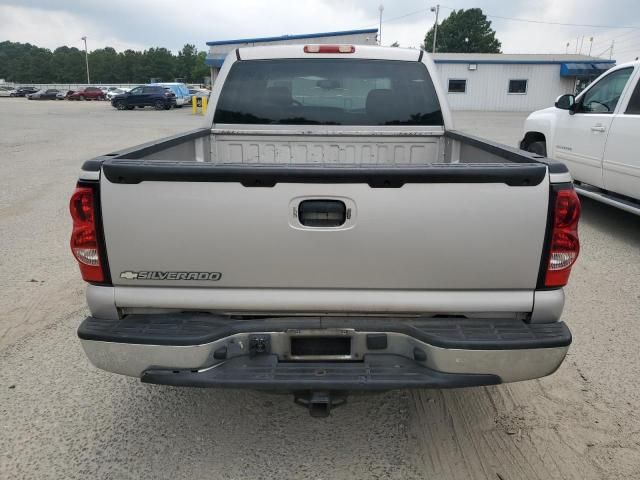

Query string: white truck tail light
[304,45,356,54]
[70,185,106,283]
[544,187,581,287]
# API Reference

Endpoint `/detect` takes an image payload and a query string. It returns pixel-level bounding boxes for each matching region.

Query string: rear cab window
[214,59,443,126]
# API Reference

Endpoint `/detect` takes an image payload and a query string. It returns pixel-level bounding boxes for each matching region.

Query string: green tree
[0,40,209,84]
[51,46,85,83]
[88,47,121,83]
[120,49,144,83]
[177,43,197,81]
[141,47,176,82]
[424,8,501,53]
[191,51,210,84]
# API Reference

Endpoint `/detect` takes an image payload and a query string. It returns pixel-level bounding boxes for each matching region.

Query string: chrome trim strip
[575,185,640,216]
[549,171,572,184]
[79,169,100,181]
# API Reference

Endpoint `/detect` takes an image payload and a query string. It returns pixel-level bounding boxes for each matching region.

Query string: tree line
[0,41,210,84]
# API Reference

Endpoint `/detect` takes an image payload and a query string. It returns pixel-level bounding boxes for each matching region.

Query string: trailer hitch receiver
[294,391,347,417]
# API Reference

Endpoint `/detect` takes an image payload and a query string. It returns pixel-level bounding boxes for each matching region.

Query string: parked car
[186,88,210,107]
[0,86,18,97]
[148,82,190,107]
[522,60,640,215]
[100,87,120,97]
[74,45,579,417]
[106,88,130,100]
[27,89,60,100]
[14,87,39,97]
[110,85,176,110]
[68,86,105,101]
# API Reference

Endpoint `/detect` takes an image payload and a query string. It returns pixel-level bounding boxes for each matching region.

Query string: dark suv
[111,85,176,110]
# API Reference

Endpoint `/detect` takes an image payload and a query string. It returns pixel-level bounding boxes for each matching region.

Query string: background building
[432,53,616,111]
[205,28,378,83]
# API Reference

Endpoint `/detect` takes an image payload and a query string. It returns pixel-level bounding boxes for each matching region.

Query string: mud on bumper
[78,313,571,390]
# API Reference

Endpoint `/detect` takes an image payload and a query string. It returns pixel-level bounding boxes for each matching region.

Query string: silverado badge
[120,271,221,281]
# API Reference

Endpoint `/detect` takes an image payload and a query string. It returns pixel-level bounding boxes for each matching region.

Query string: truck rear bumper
[78,314,571,388]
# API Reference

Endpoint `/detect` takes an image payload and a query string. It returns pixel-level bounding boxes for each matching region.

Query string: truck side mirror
[555,94,575,111]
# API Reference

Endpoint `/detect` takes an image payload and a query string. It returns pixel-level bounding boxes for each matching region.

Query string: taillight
[304,45,355,54]
[70,185,105,282]
[545,187,581,287]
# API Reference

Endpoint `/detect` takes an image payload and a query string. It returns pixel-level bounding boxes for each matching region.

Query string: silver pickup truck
[71,45,580,416]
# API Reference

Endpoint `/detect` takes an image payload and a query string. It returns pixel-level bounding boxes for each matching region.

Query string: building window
[448,79,467,93]
[508,79,528,94]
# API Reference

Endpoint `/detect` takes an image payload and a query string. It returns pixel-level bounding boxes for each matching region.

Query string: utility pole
[610,40,615,60]
[81,36,90,84]
[565,42,570,54]
[579,36,584,54]
[588,37,593,56]
[430,5,440,54]
[378,4,384,46]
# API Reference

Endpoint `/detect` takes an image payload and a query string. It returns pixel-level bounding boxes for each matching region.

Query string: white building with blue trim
[432,53,616,111]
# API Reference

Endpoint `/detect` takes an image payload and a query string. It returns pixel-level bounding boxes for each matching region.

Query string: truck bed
[80,128,566,312]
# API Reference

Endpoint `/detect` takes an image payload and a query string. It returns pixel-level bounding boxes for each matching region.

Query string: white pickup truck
[71,45,580,416]
[521,60,640,215]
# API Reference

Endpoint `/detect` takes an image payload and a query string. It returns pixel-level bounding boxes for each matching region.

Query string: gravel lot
[1,99,639,479]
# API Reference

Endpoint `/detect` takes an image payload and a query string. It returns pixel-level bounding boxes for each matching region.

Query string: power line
[439,5,640,30]
[592,31,640,50]
[360,8,430,29]
[611,45,640,55]
[366,4,640,34]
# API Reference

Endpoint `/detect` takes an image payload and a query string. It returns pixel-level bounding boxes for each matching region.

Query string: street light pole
[378,4,384,46]
[430,5,440,54]
[81,36,90,84]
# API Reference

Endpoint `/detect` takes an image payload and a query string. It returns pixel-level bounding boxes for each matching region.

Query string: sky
[1,0,639,62]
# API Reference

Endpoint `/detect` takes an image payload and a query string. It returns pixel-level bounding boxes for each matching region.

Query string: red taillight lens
[70,186,104,282]
[545,188,581,287]
[304,45,356,53]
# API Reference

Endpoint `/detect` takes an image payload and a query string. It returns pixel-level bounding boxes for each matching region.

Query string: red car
[68,86,105,101]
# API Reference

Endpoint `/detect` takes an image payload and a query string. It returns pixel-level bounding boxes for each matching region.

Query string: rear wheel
[114,101,126,110]
[154,100,165,110]
[526,141,547,157]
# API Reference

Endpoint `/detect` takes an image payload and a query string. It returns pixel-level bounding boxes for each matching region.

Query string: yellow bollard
[201,96,208,115]
[191,95,197,114]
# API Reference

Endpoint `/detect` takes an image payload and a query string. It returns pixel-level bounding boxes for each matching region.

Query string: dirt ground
[1,100,639,479]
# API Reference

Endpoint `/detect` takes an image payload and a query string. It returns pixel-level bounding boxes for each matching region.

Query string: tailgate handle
[298,200,347,227]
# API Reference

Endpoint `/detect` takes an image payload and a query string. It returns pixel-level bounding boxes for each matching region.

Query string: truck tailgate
[100,162,549,291]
